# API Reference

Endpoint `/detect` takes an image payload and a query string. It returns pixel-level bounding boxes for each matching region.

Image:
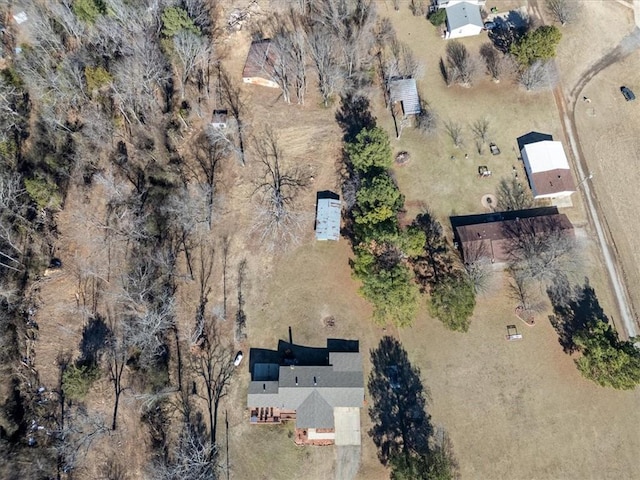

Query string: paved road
[528,0,640,338]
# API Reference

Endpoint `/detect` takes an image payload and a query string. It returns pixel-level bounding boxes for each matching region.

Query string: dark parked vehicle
[621,86,636,101]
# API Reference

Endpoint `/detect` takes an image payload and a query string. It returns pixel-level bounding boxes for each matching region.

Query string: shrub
[161,7,200,37]
[24,177,62,210]
[85,66,113,92]
[62,365,100,401]
[72,0,106,23]
[429,8,447,26]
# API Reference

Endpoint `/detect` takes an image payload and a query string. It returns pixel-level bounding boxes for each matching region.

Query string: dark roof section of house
[516,131,553,152]
[389,78,421,115]
[530,168,576,197]
[452,208,574,263]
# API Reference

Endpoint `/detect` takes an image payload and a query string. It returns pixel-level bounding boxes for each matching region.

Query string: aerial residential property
[247,340,364,446]
[5,1,640,479]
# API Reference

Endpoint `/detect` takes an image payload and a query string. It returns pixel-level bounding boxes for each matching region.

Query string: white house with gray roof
[444,1,484,39]
[248,348,364,445]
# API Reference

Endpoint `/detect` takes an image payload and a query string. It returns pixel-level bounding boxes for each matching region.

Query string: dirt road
[529,0,640,338]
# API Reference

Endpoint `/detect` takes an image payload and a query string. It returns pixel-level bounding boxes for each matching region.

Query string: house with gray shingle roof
[444,1,484,39]
[247,341,364,445]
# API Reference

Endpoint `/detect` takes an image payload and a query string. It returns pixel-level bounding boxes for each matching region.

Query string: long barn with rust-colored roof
[452,207,574,263]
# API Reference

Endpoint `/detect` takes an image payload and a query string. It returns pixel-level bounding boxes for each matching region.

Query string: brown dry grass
[27,1,640,479]
[573,48,640,322]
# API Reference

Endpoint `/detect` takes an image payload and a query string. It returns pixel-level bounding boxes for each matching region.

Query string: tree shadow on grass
[368,336,430,465]
[547,275,608,354]
[335,93,376,144]
[77,315,112,368]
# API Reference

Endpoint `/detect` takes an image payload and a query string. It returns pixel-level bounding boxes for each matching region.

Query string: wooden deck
[249,408,296,424]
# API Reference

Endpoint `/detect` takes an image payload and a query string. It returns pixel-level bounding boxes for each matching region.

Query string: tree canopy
[353,247,420,327]
[354,174,404,241]
[573,321,640,390]
[161,7,201,37]
[428,274,476,332]
[345,126,393,174]
[510,25,562,66]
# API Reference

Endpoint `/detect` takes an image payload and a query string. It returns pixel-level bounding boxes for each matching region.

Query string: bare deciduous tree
[518,60,558,91]
[153,423,218,480]
[252,129,309,251]
[410,0,426,16]
[446,41,478,87]
[188,132,229,229]
[496,177,534,211]
[416,101,437,136]
[471,117,491,144]
[460,240,493,295]
[504,218,578,285]
[217,66,248,165]
[235,259,247,342]
[105,314,127,431]
[193,323,234,447]
[545,0,581,25]
[479,43,515,82]
[444,120,464,148]
[0,173,29,270]
[471,116,491,153]
[173,30,211,99]
[54,401,108,476]
[385,39,420,84]
[309,0,377,86]
[306,26,342,106]
[0,78,26,143]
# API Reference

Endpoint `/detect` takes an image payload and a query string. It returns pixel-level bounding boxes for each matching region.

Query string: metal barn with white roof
[520,140,576,200]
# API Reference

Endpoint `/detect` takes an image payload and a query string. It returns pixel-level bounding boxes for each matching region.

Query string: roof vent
[313,376,317,386]
[295,376,298,386]
[263,383,266,391]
